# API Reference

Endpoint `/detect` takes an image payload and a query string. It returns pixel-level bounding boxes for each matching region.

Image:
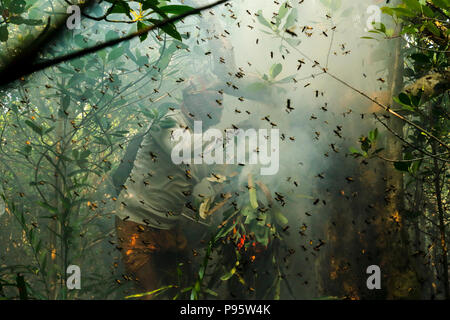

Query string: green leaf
[141,0,164,13]
[398,92,411,106]
[62,95,70,110]
[431,0,449,9]
[15,274,28,300]
[107,0,132,18]
[23,145,32,155]
[390,7,415,17]
[8,16,43,25]
[125,285,177,299]
[278,2,289,20]
[426,21,441,37]
[220,267,236,281]
[394,161,410,172]
[147,18,182,41]
[8,0,26,14]
[284,8,298,29]
[269,63,283,79]
[273,210,288,226]
[38,202,58,213]
[361,36,377,40]
[410,53,430,64]
[105,30,118,41]
[256,10,273,29]
[368,128,378,143]
[0,26,8,42]
[403,0,422,12]
[137,21,149,41]
[108,46,124,61]
[203,288,218,297]
[159,5,195,15]
[80,150,91,159]
[159,119,176,128]
[24,120,43,135]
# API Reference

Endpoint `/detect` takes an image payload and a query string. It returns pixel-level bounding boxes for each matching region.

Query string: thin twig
[324,70,450,152]
[373,113,449,162]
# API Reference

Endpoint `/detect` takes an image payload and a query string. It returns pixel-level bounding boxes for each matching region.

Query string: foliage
[351,0,449,298]
[0,0,191,299]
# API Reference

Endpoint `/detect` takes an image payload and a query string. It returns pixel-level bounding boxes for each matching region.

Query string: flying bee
[211,173,222,180]
[286,99,294,112]
[286,29,298,37]
[333,130,342,138]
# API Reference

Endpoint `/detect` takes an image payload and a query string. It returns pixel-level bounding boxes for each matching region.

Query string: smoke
[173,0,389,298]
[0,0,392,299]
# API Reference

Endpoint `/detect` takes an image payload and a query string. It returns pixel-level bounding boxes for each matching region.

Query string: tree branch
[0,0,229,86]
